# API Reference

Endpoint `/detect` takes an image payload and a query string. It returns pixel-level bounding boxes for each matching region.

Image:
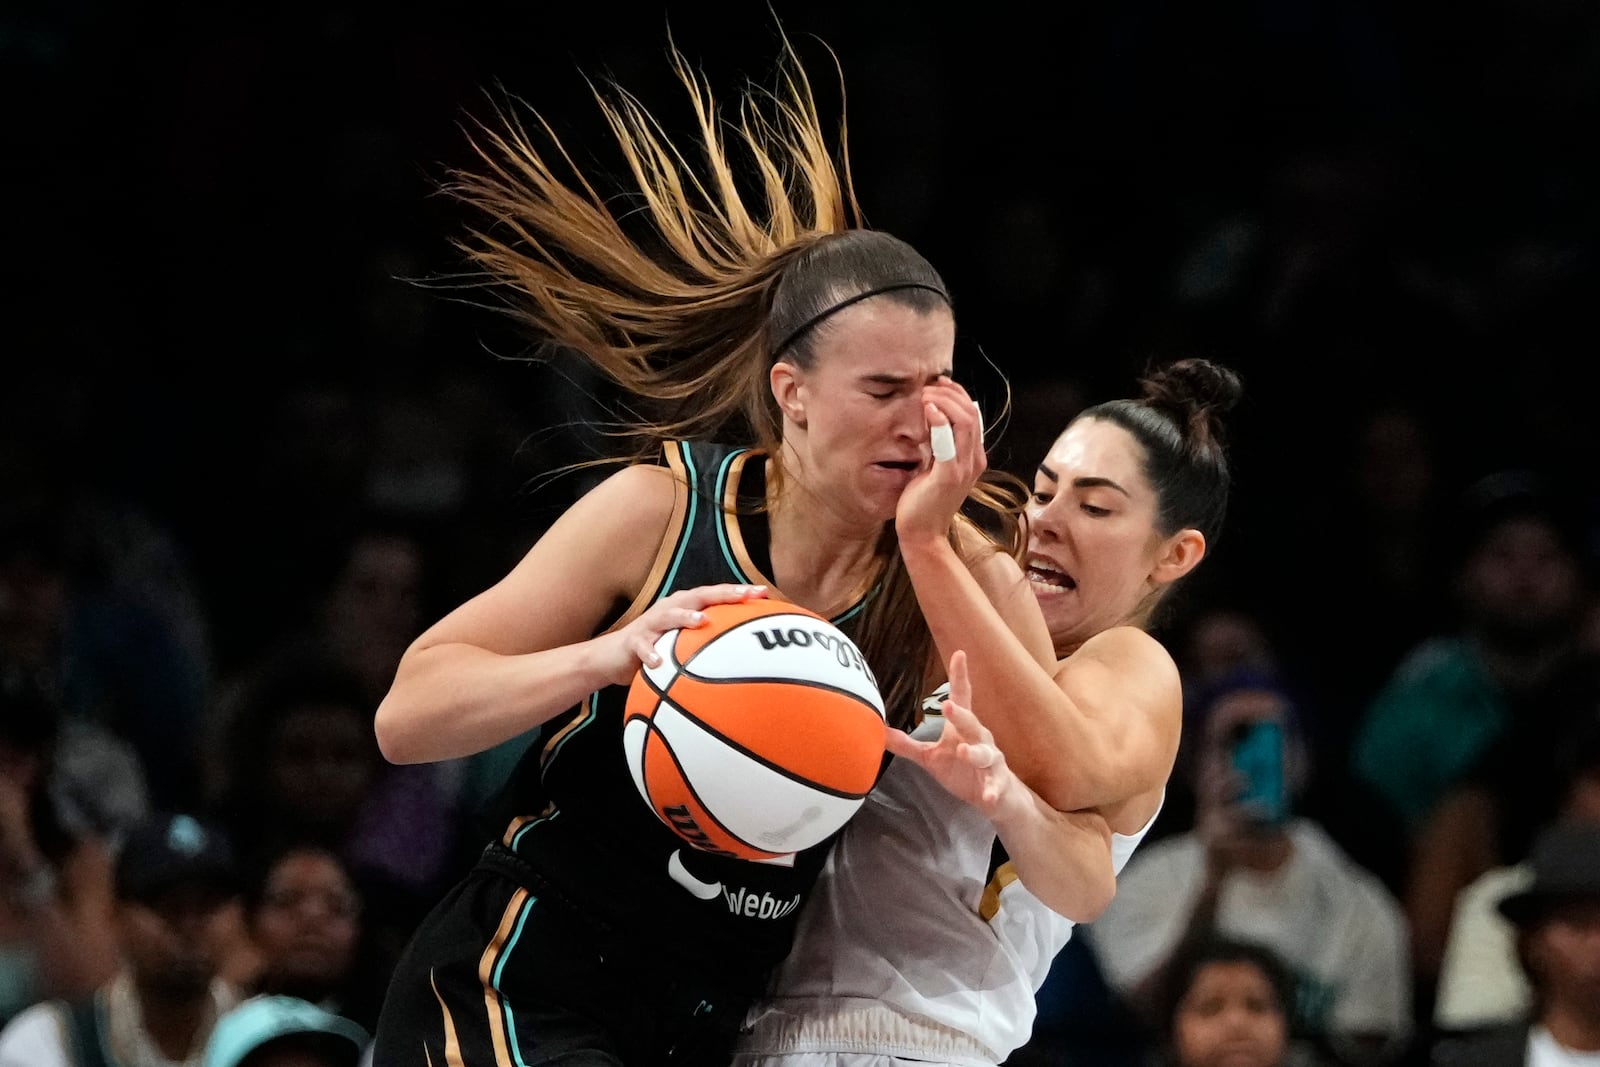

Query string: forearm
[900,535,1120,808]
[374,639,617,764]
[992,796,1116,922]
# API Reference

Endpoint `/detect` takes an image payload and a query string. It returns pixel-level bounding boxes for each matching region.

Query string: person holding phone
[1086,668,1415,1066]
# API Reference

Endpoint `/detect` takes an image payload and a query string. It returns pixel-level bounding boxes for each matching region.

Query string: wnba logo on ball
[663,804,740,859]
[751,627,878,687]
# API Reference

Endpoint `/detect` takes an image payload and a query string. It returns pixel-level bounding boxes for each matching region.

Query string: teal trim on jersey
[701,444,882,621]
[831,578,882,626]
[712,448,757,582]
[659,441,702,594]
[508,802,560,852]
[492,893,538,1067]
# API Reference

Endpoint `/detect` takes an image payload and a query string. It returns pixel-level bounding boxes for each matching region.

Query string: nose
[1218,1004,1262,1037]
[1028,498,1066,541]
[896,395,929,441]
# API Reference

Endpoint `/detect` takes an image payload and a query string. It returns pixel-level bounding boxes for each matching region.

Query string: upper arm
[1050,628,1183,825]
[408,463,681,657]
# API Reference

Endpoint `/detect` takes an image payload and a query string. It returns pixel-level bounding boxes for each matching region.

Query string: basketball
[623,598,887,861]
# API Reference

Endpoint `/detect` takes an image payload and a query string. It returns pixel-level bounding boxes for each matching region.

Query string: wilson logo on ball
[752,626,877,680]
[623,598,887,862]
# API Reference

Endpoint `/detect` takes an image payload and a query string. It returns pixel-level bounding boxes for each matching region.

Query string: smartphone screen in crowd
[1228,719,1287,826]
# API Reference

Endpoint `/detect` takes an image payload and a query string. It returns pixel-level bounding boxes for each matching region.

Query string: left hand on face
[894,376,986,546]
[885,649,1016,818]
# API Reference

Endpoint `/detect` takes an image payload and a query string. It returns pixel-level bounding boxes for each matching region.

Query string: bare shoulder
[1064,626,1183,832]
[1055,626,1182,716]
[1070,625,1177,674]
[525,461,682,587]
[582,461,681,518]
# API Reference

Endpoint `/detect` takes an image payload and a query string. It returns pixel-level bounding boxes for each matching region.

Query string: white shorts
[733,998,997,1067]
[734,1055,945,1067]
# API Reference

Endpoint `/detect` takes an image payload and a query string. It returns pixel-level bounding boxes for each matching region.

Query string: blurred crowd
[5,2,1600,1065]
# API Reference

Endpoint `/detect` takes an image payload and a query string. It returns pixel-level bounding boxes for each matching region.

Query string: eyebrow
[860,369,953,386]
[1036,463,1131,497]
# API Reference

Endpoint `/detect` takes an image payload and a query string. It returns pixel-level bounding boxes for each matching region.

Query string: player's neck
[765,504,889,619]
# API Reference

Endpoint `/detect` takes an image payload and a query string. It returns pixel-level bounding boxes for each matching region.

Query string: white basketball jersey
[738,706,1160,1065]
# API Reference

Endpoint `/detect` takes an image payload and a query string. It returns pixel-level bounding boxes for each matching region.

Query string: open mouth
[1026,558,1077,590]
[875,460,919,471]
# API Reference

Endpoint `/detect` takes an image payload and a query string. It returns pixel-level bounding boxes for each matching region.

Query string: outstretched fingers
[947,649,973,711]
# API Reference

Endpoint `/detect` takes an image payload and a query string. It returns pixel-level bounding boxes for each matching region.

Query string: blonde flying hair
[441,30,1023,727]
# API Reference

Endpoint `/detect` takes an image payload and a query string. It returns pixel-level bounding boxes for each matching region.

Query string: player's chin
[858,488,904,523]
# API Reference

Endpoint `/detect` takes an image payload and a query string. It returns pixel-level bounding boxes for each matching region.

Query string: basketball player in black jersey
[365,31,1057,1067]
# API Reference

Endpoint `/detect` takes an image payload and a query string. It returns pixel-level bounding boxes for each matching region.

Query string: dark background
[5,0,1598,735]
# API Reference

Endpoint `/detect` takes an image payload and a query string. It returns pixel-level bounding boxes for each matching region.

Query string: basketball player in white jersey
[735,358,1244,1066]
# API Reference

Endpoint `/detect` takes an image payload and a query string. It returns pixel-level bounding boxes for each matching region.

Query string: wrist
[897,532,955,565]
[580,631,637,691]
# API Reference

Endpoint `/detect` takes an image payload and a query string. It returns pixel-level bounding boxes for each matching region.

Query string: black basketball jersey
[496,440,879,988]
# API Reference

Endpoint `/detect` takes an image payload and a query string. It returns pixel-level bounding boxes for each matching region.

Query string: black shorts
[368,848,757,1067]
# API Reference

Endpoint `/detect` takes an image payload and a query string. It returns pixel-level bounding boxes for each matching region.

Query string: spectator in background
[1158,936,1297,1067]
[202,994,368,1067]
[204,509,435,791]
[209,654,461,987]
[1432,712,1600,1034]
[0,812,243,1066]
[0,497,209,812]
[1350,470,1600,1003]
[200,510,473,860]
[1431,820,1600,1066]
[0,672,122,1027]
[1351,470,1596,836]
[228,842,384,1034]
[1089,668,1412,1066]
[1166,602,1406,898]
[1288,400,1453,836]
[1178,605,1279,701]
[1153,603,1284,844]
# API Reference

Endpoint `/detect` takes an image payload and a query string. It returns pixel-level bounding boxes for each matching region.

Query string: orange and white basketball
[623,598,886,861]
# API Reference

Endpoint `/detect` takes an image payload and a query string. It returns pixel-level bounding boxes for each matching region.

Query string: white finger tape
[930,422,957,463]
[974,402,984,441]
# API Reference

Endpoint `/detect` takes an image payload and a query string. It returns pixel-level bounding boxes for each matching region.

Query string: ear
[769,359,807,427]
[1151,528,1206,588]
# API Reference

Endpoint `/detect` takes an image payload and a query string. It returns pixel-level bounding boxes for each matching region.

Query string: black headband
[771,282,951,358]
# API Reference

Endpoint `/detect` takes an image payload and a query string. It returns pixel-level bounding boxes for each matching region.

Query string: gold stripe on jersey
[978,861,1020,922]
[608,441,694,633]
[480,887,534,1067]
[720,450,777,588]
[428,967,466,1066]
[500,802,557,849]
[539,689,598,767]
